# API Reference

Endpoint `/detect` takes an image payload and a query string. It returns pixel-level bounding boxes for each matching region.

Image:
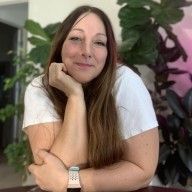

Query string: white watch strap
[68,166,81,188]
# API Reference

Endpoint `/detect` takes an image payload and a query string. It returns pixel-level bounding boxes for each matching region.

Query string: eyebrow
[71,28,107,37]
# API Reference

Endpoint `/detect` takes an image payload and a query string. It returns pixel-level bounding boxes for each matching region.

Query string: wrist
[69,89,84,98]
[68,94,85,105]
[66,85,84,98]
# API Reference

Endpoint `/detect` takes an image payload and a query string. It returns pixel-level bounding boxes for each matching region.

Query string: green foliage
[0,50,40,124]
[152,4,184,26]
[117,0,155,7]
[166,89,186,119]
[118,0,192,65]
[0,20,60,123]
[24,20,61,66]
[158,88,192,185]
[119,6,151,28]
[118,0,192,186]
[0,104,17,122]
[1,19,60,177]
[3,52,40,91]
[4,134,33,179]
[24,20,50,40]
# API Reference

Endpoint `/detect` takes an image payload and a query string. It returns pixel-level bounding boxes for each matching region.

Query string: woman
[23,5,159,192]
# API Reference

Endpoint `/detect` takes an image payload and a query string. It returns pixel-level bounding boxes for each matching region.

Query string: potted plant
[157,88,192,186]
[117,0,192,187]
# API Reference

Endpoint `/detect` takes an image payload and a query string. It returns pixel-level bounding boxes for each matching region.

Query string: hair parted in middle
[42,5,123,168]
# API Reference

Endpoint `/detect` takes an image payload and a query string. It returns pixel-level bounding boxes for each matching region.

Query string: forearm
[80,160,154,192]
[50,95,88,168]
[24,123,60,165]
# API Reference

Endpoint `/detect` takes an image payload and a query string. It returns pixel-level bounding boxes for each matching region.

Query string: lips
[75,62,94,68]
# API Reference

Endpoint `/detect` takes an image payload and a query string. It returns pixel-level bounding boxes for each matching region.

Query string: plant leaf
[125,28,157,65]
[157,115,170,142]
[4,135,33,173]
[164,154,179,184]
[44,22,61,38]
[183,88,192,117]
[118,6,151,28]
[25,19,50,40]
[28,37,50,46]
[120,29,140,49]
[178,143,192,172]
[117,0,155,7]
[152,6,184,25]
[157,164,169,185]
[162,46,184,62]
[164,68,188,75]
[159,81,175,90]
[184,118,192,136]
[159,143,171,163]
[166,89,186,119]
[0,104,17,122]
[29,44,51,66]
[167,114,181,140]
[161,0,192,8]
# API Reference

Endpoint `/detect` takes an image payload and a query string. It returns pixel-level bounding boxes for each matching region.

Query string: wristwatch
[67,166,81,192]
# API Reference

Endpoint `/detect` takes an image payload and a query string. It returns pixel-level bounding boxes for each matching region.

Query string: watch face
[67,188,81,192]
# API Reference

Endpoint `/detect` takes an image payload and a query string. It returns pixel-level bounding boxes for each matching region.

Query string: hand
[49,62,83,97]
[28,149,68,192]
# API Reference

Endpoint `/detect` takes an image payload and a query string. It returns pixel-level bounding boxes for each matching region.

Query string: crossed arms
[24,63,159,191]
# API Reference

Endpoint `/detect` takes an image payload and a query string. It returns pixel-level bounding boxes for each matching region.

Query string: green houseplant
[1,20,60,178]
[157,88,192,186]
[117,0,192,186]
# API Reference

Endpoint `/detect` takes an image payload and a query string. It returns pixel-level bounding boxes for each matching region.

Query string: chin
[77,78,92,84]
[74,76,95,84]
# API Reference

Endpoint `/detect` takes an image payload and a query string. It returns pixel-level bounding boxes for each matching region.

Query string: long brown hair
[42,5,123,168]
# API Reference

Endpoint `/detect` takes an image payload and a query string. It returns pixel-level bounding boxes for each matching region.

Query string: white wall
[28,0,122,42]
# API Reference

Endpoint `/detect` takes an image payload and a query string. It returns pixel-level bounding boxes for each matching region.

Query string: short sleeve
[22,75,61,129]
[113,66,158,139]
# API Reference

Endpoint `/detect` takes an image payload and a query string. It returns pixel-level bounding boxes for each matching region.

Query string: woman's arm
[25,95,88,167]
[80,128,159,191]
[50,95,88,168]
[48,62,88,167]
[28,127,159,192]
[24,122,61,164]
[24,62,88,167]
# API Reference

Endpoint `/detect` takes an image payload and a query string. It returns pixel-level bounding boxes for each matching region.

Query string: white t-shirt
[22,65,158,139]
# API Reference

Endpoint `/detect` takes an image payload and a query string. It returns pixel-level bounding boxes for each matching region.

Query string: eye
[94,41,106,47]
[69,36,82,42]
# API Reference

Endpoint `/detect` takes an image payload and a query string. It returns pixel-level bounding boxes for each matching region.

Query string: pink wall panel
[168,10,192,97]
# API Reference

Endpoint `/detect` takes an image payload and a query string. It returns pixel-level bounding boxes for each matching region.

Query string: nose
[81,41,92,58]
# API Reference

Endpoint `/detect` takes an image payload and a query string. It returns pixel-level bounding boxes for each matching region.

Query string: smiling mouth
[75,62,93,67]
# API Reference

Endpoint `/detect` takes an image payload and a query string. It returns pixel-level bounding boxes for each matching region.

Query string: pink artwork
[168,9,192,97]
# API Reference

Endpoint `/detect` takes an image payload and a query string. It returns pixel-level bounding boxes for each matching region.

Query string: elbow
[142,167,156,187]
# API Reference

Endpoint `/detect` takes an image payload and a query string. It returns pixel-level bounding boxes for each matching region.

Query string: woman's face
[61,13,108,84]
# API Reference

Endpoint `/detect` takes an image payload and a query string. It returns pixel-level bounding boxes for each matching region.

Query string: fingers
[28,163,37,175]
[48,62,82,96]
[36,149,50,163]
[50,62,66,73]
[62,63,67,73]
[28,165,48,191]
[49,62,68,86]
